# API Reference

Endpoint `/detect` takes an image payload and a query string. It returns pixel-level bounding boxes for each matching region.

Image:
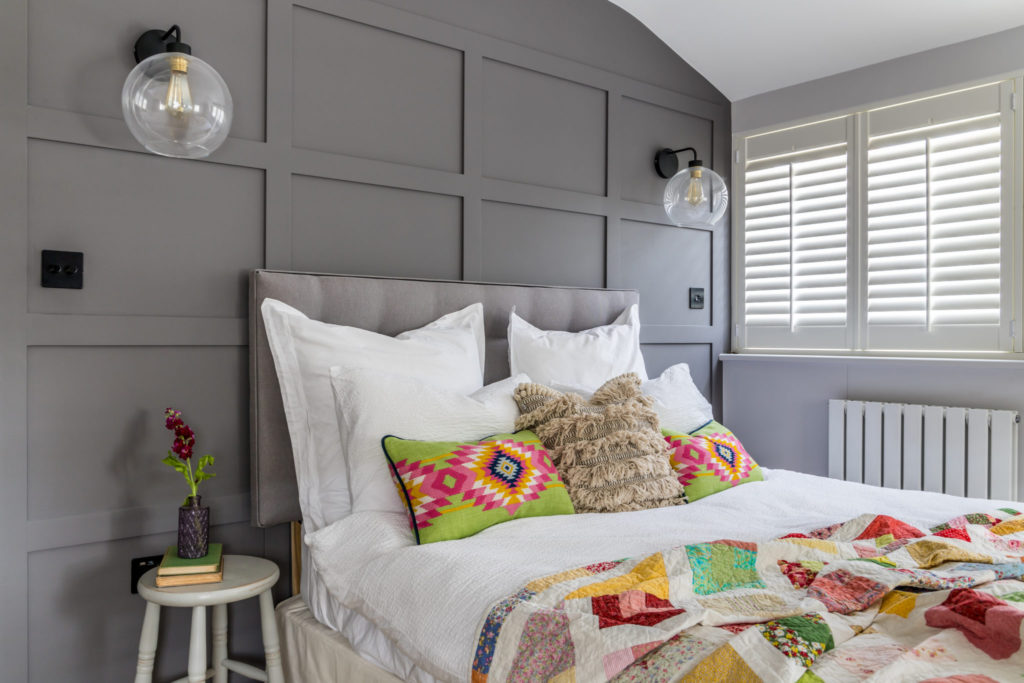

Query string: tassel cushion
[513,373,686,513]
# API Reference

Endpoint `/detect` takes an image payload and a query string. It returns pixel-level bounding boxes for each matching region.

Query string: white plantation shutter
[865,82,1013,352]
[740,117,852,349]
[736,80,1018,355]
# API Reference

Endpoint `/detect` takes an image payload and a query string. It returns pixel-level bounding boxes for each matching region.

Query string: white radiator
[828,400,1019,500]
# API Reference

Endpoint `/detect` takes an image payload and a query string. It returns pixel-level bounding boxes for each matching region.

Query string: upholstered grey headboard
[249,269,638,527]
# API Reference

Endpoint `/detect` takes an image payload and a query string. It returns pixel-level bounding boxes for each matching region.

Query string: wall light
[122,25,233,159]
[654,147,728,228]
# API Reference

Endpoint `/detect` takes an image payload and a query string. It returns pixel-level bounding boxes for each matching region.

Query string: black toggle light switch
[689,287,705,309]
[41,250,84,289]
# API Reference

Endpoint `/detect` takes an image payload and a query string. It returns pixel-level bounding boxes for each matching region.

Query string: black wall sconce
[654,146,728,228]
[121,24,233,159]
[654,146,697,179]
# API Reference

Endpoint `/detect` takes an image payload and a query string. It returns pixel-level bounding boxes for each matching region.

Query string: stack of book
[155,543,224,587]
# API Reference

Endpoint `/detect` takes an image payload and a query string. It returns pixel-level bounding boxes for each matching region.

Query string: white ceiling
[607,0,1024,101]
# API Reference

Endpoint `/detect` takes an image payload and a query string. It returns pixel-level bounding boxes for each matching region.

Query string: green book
[157,543,223,576]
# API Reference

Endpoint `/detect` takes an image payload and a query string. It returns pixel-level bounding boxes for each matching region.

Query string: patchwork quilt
[471,509,1024,682]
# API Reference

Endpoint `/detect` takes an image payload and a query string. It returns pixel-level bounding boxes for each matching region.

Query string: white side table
[134,555,285,683]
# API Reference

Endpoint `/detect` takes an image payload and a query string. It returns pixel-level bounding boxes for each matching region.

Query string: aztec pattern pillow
[514,373,686,513]
[382,430,574,544]
[663,420,763,502]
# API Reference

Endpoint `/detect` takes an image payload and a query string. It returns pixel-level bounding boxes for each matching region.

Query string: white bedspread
[306,468,1021,682]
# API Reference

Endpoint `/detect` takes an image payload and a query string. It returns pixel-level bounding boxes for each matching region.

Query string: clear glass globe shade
[663,165,729,228]
[122,52,233,159]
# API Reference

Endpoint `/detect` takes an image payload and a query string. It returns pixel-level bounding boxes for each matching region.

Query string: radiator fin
[828,400,1018,500]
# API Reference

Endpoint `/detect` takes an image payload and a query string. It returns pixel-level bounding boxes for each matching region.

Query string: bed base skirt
[277,594,402,683]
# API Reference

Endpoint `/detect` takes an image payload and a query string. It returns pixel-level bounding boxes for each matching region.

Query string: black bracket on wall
[133,24,192,63]
[41,250,83,289]
[654,146,699,179]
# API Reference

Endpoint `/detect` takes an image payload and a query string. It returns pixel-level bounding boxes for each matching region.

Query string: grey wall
[0,0,729,680]
[726,28,1024,499]
[722,355,1024,501]
[733,23,1024,133]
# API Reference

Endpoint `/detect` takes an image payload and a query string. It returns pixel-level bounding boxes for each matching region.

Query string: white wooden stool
[134,555,285,683]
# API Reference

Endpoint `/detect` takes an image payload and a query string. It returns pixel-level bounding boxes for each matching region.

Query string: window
[735,81,1018,355]
[742,117,853,350]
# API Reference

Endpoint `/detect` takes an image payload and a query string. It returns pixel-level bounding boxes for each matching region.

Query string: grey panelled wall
[0,0,729,679]
[722,355,1024,500]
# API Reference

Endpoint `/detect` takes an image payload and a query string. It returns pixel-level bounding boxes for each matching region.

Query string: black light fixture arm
[160,25,182,43]
[133,24,192,64]
[668,147,698,162]
[654,146,705,179]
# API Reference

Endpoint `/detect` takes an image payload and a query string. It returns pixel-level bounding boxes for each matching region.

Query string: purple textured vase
[177,495,210,559]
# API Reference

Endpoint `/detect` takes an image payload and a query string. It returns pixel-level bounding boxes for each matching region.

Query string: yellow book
[155,556,223,588]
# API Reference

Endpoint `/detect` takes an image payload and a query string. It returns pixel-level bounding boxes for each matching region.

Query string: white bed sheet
[307,468,1021,682]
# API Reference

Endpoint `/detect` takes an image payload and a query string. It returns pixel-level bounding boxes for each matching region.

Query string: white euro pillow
[641,363,714,433]
[261,298,485,531]
[508,304,647,390]
[553,363,712,433]
[329,368,529,518]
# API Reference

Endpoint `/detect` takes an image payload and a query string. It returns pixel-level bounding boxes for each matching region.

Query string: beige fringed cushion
[514,373,686,513]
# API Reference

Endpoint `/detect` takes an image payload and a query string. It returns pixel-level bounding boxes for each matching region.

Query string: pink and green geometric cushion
[381,430,574,544]
[662,420,763,502]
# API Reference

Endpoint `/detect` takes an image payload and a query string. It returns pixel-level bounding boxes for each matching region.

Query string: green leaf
[189,453,216,492]
[162,454,189,476]
[162,452,196,498]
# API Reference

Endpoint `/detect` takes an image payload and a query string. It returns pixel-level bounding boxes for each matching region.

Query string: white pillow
[508,304,647,390]
[261,298,485,531]
[330,368,529,517]
[641,363,714,433]
[553,363,712,433]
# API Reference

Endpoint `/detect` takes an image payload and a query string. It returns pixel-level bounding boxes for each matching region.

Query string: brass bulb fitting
[169,55,189,74]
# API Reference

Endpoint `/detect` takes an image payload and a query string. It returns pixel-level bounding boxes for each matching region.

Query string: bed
[250,269,1024,682]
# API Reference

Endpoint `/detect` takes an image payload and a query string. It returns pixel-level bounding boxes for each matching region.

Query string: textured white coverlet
[306,468,1021,682]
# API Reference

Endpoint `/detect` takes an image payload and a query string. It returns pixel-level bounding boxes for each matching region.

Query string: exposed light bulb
[165,55,193,116]
[662,156,728,228]
[123,27,233,158]
[685,167,706,207]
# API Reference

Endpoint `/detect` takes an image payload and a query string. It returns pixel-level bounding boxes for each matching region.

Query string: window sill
[721,351,1024,370]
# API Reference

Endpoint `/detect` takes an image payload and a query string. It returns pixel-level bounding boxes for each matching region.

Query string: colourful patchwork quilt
[471,509,1024,682]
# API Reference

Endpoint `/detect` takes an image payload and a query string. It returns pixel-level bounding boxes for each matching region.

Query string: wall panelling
[291,175,464,277]
[27,346,248,521]
[28,141,265,318]
[620,97,713,205]
[27,0,268,142]
[620,219,711,327]
[292,6,464,170]
[0,0,729,678]
[482,60,607,195]
[480,201,606,288]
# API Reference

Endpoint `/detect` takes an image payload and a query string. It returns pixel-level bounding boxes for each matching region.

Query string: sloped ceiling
[607,0,1024,101]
